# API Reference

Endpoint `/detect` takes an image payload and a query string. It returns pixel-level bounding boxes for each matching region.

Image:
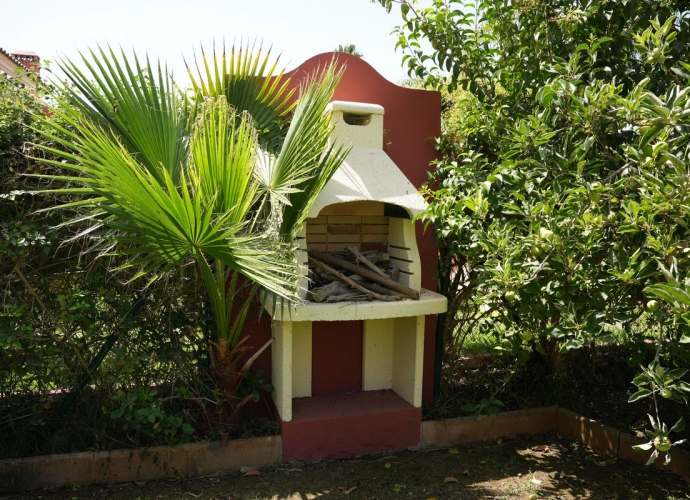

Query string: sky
[1,0,413,87]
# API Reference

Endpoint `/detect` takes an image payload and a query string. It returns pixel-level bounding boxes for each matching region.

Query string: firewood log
[346,245,388,278]
[325,292,371,303]
[308,251,420,300]
[308,281,351,302]
[307,256,406,302]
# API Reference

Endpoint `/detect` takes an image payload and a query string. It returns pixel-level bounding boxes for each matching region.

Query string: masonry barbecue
[263,98,447,461]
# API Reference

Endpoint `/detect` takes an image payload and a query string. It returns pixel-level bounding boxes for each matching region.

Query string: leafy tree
[377,0,690,459]
[335,44,364,58]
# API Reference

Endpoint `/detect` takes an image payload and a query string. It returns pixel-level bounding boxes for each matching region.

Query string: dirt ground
[3,435,689,500]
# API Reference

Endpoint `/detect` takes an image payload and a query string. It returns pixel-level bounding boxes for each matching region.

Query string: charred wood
[308,250,420,300]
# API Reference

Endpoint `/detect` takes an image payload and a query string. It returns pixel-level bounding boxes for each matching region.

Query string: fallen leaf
[448,446,459,455]
[133,481,147,486]
[347,458,362,464]
[496,438,502,444]
[463,469,469,477]
[243,469,260,477]
[558,470,566,479]
[186,493,202,498]
[443,476,460,484]
[384,462,392,469]
[517,473,522,478]
[345,486,358,494]
[531,478,542,485]
[338,486,346,491]
[558,444,569,453]
[592,457,607,467]
[528,494,538,500]
[606,456,616,464]
[534,444,550,453]
[426,497,439,500]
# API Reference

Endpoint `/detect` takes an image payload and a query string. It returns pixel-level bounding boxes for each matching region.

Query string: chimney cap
[327,101,384,115]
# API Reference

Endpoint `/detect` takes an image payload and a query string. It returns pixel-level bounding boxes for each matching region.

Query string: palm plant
[334,44,363,58]
[35,44,348,413]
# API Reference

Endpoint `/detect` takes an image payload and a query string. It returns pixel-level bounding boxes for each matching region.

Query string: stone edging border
[0,436,281,494]
[1,406,688,494]
[420,405,689,479]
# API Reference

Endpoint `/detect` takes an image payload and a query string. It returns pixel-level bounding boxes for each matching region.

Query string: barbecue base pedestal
[264,290,446,460]
[282,390,422,461]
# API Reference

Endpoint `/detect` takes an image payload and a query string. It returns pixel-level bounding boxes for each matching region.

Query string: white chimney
[307,101,427,219]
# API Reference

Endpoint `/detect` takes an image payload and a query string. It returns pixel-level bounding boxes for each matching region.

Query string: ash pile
[307,246,420,303]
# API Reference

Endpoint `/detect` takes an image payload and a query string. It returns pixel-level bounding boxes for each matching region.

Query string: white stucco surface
[308,101,427,218]
[308,148,427,218]
[263,288,447,322]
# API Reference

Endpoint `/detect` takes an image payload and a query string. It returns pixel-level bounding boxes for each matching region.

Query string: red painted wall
[311,320,364,395]
[243,52,441,405]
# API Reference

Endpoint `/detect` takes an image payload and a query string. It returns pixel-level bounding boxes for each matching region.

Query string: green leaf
[646,449,659,466]
[559,339,583,353]
[639,126,663,149]
[671,66,690,81]
[632,442,654,452]
[628,389,652,402]
[545,325,567,339]
[670,418,685,434]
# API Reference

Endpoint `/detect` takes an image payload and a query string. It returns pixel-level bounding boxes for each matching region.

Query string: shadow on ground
[3,435,689,500]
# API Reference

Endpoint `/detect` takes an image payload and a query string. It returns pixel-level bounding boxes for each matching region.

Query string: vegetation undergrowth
[1,42,345,458]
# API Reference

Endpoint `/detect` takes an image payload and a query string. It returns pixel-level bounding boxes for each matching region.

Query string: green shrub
[379,0,690,460]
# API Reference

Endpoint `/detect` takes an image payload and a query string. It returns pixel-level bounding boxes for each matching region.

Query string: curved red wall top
[284,53,440,195]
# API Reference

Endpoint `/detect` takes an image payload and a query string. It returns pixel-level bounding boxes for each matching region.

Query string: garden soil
[2,435,688,500]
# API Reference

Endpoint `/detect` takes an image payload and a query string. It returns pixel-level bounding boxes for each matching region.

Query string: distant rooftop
[0,47,41,87]
[0,47,21,65]
[11,50,40,59]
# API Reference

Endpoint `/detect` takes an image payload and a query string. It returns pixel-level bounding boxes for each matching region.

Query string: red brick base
[282,390,421,461]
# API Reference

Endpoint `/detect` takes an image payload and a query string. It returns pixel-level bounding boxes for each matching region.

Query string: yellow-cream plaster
[362,319,394,391]
[392,316,425,407]
[291,322,312,398]
[271,320,293,422]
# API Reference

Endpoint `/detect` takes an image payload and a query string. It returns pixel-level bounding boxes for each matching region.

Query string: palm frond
[275,62,350,238]
[189,97,259,221]
[187,40,295,149]
[34,44,347,345]
[56,45,188,184]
